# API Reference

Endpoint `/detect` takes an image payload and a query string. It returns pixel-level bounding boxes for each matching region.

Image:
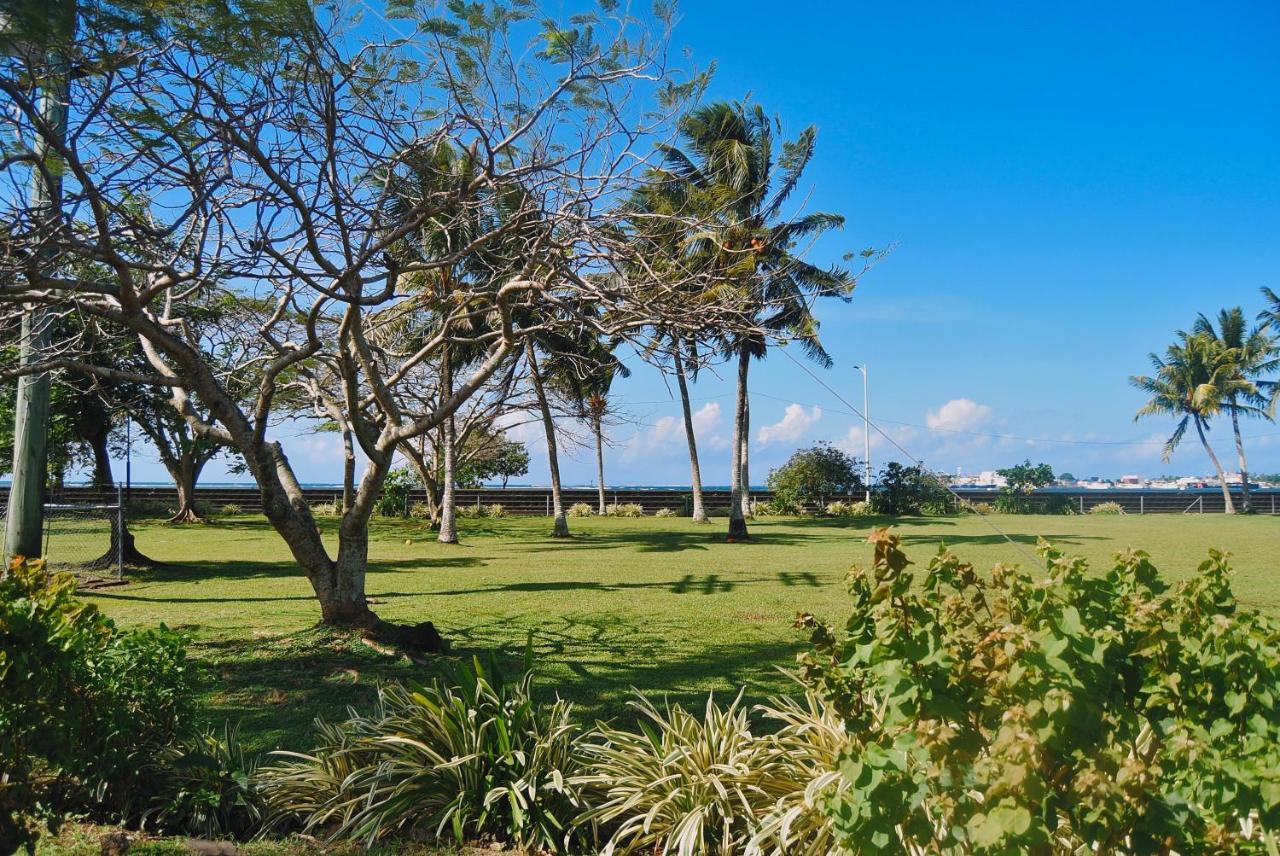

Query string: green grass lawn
[82,511,1278,754]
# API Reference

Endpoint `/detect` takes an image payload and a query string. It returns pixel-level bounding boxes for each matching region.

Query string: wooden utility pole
[4,1,72,559]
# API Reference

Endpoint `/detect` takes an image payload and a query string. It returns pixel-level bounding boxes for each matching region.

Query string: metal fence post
[1199,496,1204,514]
[116,483,125,579]
[1140,495,1144,515]
[545,494,550,516]
[1079,496,1084,515]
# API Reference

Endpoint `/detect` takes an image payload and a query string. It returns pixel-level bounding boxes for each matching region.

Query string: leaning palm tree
[1131,331,1265,514]
[656,100,858,540]
[1192,308,1279,512]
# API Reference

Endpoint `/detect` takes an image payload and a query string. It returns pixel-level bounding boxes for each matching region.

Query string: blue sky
[124,0,1280,487]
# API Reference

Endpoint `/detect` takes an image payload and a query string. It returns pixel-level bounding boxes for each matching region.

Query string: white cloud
[925,398,994,433]
[623,401,725,460]
[757,404,822,447]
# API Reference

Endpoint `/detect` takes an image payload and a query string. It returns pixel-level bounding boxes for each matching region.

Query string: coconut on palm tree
[1131,330,1266,513]
[654,100,859,541]
[1191,308,1279,512]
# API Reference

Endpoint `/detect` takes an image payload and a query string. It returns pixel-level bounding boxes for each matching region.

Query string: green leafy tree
[994,459,1057,514]
[1193,307,1278,512]
[766,442,863,511]
[873,461,951,516]
[1132,331,1265,514]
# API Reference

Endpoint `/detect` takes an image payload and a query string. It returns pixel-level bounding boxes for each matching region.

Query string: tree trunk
[341,426,355,515]
[740,390,752,518]
[728,347,750,541]
[673,348,707,523]
[86,419,114,491]
[167,455,207,523]
[527,342,569,537]
[439,353,458,543]
[593,414,604,514]
[1230,401,1251,513]
[1195,417,1235,514]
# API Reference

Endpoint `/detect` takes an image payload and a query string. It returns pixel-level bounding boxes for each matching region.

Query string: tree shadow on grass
[897,532,1108,548]
[512,527,825,554]
[197,613,815,752]
[132,555,485,584]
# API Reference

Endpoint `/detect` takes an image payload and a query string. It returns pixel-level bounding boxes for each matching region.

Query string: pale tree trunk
[728,347,750,540]
[341,426,355,515]
[1230,401,1251,513]
[438,350,458,543]
[673,348,707,522]
[595,415,606,515]
[1195,417,1235,514]
[526,341,570,537]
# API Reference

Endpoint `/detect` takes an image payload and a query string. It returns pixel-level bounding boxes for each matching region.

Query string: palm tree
[555,339,630,515]
[1191,308,1279,512]
[1131,331,1265,513]
[656,101,857,540]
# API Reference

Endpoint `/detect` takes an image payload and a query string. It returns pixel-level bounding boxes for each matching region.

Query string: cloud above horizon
[757,404,822,446]
[925,398,994,434]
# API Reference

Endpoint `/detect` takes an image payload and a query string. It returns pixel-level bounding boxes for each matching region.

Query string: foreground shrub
[1090,500,1126,515]
[260,657,592,852]
[145,722,264,840]
[579,693,760,855]
[579,690,852,856]
[1,558,197,853]
[567,502,595,518]
[798,528,1280,854]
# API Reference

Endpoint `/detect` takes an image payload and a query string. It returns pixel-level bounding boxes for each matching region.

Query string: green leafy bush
[1090,500,1126,515]
[871,461,952,515]
[374,468,416,517]
[1,558,197,854]
[260,656,593,852]
[145,722,264,840]
[763,491,803,516]
[798,528,1280,854]
[567,502,595,518]
[766,442,863,510]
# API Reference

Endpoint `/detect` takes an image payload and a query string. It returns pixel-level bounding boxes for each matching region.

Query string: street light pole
[854,364,871,503]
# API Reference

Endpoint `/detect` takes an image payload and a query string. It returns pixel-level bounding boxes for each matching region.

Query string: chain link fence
[1,487,125,579]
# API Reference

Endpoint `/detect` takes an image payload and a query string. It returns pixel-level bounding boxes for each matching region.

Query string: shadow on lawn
[132,554,485,583]
[199,619,811,753]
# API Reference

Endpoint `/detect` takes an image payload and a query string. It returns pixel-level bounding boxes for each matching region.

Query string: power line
[773,347,1043,564]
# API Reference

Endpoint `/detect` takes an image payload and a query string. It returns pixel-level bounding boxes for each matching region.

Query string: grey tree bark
[673,348,707,523]
[526,341,570,537]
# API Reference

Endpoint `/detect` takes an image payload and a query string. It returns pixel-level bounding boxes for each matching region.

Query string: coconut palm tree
[656,100,858,540]
[1131,331,1265,513]
[1191,308,1279,512]
[556,342,630,515]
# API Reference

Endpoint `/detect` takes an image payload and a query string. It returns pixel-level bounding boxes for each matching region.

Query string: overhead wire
[774,346,1044,564]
